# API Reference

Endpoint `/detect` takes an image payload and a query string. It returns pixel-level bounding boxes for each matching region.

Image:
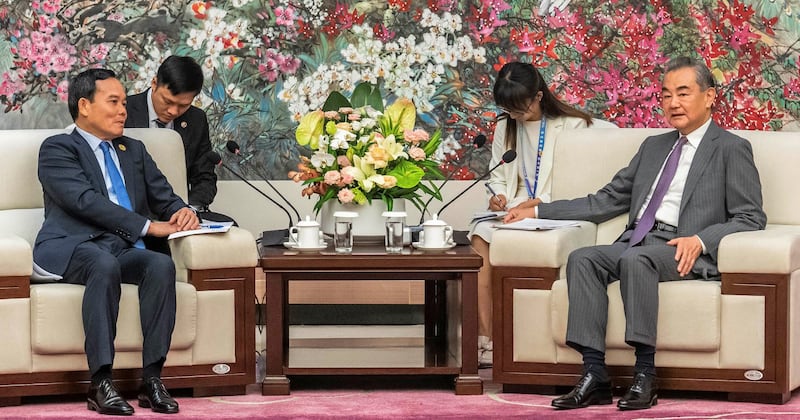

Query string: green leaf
[350,82,375,108]
[322,91,352,112]
[367,87,384,111]
[422,129,442,156]
[386,160,425,189]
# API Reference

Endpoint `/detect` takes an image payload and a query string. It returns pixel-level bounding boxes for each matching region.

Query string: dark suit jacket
[538,121,766,274]
[125,90,217,207]
[33,130,188,275]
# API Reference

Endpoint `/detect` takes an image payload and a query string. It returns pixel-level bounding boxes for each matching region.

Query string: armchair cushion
[30,283,197,354]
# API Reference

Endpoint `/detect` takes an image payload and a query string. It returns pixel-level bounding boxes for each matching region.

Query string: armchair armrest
[718,225,800,274]
[489,221,597,267]
[0,234,32,299]
[169,227,258,283]
[0,234,32,277]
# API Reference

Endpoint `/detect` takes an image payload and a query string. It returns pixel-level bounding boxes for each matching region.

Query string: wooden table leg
[262,272,290,395]
[455,271,483,395]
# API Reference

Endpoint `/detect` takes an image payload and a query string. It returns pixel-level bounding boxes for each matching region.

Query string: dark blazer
[33,130,188,275]
[125,90,217,207]
[538,121,766,273]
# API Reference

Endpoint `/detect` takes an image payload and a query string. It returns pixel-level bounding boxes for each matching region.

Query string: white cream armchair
[0,128,258,406]
[490,127,800,404]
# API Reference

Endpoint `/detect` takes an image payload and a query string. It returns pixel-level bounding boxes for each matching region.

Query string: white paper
[494,218,581,231]
[168,221,233,240]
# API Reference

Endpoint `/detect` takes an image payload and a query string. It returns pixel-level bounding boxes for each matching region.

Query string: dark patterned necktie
[628,136,688,247]
[154,119,166,128]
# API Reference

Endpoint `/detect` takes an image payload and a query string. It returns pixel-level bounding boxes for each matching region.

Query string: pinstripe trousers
[564,229,698,353]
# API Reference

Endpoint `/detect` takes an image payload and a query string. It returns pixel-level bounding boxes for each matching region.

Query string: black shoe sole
[87,399,134,416]
[552,395,613,409]
[618,396,658,410]
[138,398,180,414]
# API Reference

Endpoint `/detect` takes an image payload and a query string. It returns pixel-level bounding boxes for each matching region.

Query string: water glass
[382,211,407,253]
[333,211,357,253]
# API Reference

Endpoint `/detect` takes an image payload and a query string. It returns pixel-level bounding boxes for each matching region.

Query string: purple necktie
[628,136,688,247]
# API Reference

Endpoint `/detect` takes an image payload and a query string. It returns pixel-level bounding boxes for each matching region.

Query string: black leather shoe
[137,377,179,414]
[87,378,134,416]
[551,372,613,409]
[617,372,658,410]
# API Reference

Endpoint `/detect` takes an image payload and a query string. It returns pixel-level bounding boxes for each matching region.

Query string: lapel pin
[118,144,126,151]
[181,121,188,128]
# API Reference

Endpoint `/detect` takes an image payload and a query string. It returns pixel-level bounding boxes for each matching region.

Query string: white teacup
[289,216,321,248]
[422,215,453,248]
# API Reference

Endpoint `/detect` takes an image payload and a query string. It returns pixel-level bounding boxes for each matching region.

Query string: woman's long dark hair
[493,62,593,150]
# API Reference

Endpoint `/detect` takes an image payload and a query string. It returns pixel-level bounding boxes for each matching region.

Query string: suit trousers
[62,234,176,375]
[564,229,696,353]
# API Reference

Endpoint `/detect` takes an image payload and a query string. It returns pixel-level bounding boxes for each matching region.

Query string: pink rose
[337,155,351,167]
[338,188,355,203]
[408,146,426,161]
[324,170,341,185]
[404,129,429,144]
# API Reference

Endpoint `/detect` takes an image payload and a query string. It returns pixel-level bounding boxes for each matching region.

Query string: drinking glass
[333,211,357,253]
[382,211,406,253]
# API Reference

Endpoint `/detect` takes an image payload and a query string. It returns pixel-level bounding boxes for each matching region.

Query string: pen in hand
[484,183,505,210]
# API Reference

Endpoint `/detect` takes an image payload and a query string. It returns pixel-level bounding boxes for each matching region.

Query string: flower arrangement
[289,82,443,213]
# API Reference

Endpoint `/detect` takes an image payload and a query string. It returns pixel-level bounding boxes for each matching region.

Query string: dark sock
[142,359,164,380]
[91,365,112,385]
[581,347,609,382]
[633,343,656,376]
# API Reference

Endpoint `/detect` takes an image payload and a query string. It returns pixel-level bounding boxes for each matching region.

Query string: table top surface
[259,243,482,271]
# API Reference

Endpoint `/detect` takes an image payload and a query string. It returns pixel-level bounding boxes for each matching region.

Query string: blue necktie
[629,136,688,247]
[99,142,146,249]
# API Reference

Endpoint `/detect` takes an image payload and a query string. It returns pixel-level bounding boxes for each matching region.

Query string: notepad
[168,221,233,240]
[471,211,508,224]
[494,218,581,231]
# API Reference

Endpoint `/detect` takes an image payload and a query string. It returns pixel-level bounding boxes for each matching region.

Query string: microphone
[418,134,487,224]
[225,140,301,223]
[434,149,517,244]
[206,151,292,246]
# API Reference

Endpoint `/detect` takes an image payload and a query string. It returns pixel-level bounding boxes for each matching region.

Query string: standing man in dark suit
[34,68,199,415]
[504,57,766,410]
[125,55,233,223]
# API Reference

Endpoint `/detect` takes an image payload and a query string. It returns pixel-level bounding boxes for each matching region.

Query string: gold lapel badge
[181,121,188,128]
[118,144,126,152]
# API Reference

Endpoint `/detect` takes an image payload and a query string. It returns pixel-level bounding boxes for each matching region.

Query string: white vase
[320,200,406,243]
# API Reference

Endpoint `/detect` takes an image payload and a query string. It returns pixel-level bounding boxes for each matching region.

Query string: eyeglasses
[498,102,533,116]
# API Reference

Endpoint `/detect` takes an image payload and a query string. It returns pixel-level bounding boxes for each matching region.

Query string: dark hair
[67,68,117,121]
[663,57,716,90]
[493,62,592,150]
[156,55,204,95]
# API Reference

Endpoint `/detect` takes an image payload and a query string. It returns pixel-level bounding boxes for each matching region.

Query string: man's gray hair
[664,57,716,90]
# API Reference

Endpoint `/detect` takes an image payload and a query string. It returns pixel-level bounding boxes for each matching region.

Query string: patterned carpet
[3,369,800,419]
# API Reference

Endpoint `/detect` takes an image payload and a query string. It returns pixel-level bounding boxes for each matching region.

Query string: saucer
[411,241,456,251]
[283,240,328,251]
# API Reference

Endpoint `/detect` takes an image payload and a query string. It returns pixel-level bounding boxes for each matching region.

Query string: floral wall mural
[1,0,798,181]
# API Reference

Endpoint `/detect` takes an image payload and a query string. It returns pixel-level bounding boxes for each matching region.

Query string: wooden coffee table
[259,243,483,395]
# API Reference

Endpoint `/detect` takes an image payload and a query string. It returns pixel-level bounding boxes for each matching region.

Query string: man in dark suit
[504,57,766,410]
[125,55,233,223]
[34,68,199,415]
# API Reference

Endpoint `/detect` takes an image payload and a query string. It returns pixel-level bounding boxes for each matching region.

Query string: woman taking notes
[471,62,614,367]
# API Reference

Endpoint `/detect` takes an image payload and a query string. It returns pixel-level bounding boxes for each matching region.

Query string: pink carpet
[3,370,800,419]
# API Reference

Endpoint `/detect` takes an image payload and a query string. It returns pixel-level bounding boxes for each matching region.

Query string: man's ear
[77,97,91,118]
[704,87,717,109]
[151,78,158,91]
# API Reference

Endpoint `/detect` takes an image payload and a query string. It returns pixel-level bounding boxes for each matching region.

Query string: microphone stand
[418,134,486,225]
[226,141,302,224]
[209,152,292,246]
[435,150,517,245]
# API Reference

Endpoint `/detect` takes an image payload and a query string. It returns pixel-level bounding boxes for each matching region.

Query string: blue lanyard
[520,118,547,198]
